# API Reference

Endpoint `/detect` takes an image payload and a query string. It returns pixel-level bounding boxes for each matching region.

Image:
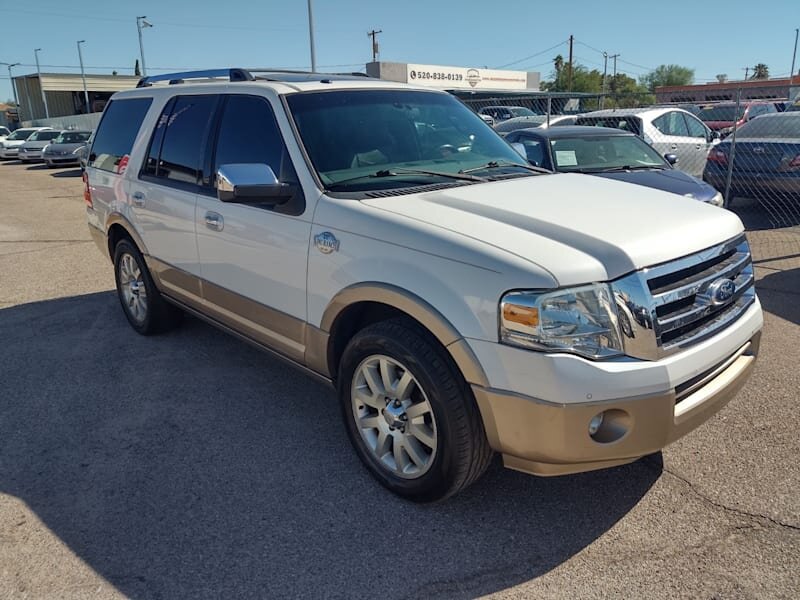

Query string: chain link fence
[461,90,800,264]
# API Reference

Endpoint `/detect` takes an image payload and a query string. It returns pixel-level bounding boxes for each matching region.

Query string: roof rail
[136,68,255,88]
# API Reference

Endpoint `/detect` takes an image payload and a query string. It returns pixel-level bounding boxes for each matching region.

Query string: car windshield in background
[510,107,537,117]
[30,130,60,141]
[698,105,745,122]
[735,115,800,138]
[6,129,35,141]
[550,135,666,172]
[575,116,643,137]
[287,90,532,192]
[54,132,92,144]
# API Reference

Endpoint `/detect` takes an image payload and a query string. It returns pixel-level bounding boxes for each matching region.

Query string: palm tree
[751,63,769,80]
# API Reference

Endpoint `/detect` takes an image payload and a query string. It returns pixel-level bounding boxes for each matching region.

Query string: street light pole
[76,40,90,114]
[136,16,152,76]
[307,0,316,71]
[33,48,50,118]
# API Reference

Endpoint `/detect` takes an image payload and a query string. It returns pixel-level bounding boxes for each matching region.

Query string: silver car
[17,129,62,163]
[42,130,93,168]
[0,127,52,159]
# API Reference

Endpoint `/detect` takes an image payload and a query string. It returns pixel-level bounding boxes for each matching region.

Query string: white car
[0,127,53,159]
[18,129,62,163]
[576,107,718,177]
[0,126,10,143]
[85,69,762,501]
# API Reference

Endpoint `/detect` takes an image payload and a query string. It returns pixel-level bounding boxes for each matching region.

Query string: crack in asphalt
[643,457,800,533]
[0,241,91,257]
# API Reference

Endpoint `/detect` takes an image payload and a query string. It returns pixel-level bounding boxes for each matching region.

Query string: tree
[640,64,695,92]
[134,59,141,77]
[716,74,728,83]
[751,63,769,79]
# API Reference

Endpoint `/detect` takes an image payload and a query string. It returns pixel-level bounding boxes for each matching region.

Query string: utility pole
[307,0,317,71]
[742,66,750,80]
[601,51,608,108]
[567,34,574,91]
[33,48,49,118]
[1,62,20,123]
[77,40,89,114]
[136,16,152,76]
[609,53,620,95]
[368,29,382,63]
[791,28,799,80]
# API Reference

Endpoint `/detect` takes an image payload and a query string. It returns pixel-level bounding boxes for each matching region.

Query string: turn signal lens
[82,171,92,208]
[502,304,539,328]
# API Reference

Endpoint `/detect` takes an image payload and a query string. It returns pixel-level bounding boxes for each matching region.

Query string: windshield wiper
[459,160,552,175]
[587,164,665,173]
[326,167,486,189]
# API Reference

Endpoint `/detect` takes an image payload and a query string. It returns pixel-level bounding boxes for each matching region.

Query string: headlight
[500,284,623,359]
[710,191,724,207]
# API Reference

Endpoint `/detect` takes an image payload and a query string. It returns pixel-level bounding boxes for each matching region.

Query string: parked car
[576,108,717,177]
[478,113,495,126]
[479,105,538,122]
[697,101,778,137]
[505,126,724,206]
[42,130,93,168]
[18,129,63,163]
[703,112,800,206]
[785,99,800,113]
[0,126,10,142]
[493,114,576,135]
[653,103,702,116]
[85,68,761,501]
[0,127,52,159]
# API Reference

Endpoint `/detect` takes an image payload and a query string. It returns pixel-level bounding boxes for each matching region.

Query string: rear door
[194,93,311,361]
[130,94,219,301]
[683,113,714,177]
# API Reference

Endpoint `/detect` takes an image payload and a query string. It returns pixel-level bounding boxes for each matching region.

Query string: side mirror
[511,142,527,158]
[664,153,679,165]
[216,163,294,204]
[708,130,720,142]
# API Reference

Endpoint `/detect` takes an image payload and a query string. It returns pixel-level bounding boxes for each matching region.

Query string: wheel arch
[105,213,148,259]
[315,283,489,388]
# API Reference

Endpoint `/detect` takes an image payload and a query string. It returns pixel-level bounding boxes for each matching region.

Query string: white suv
[85,69,762,501]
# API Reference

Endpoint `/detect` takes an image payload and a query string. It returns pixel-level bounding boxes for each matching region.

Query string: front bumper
[45,155,81,166]
[704,169,800,196]
[18,150,43,161]
[472,327,761,477]
[0,148,20,158]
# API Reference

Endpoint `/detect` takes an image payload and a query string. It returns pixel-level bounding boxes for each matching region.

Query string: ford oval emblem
[707,278,736,306]
[314,231,340,254]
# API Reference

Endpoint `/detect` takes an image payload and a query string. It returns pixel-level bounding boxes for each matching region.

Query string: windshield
[7,129,35,141]
[0,127,9,136]
[29,130,59,141]
[54,131,92,144]
[736,115,800,138]
[698,105,745,122]
[287,90,532,192]
[510,107,537,117]
[550,135,666,172]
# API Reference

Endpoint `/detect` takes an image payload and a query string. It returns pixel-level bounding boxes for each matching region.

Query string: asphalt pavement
[0,161,798,599]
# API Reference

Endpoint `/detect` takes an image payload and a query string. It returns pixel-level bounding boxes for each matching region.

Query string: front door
[651,111,700,176]
[194,93,312,361]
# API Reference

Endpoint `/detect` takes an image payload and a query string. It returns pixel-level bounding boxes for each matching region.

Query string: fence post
[723,88,742,204]
[546,95,551,127]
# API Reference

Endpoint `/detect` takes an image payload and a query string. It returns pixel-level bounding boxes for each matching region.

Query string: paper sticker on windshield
[555,150,577,166]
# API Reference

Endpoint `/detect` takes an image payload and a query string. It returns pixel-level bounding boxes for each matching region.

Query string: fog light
[588,413,604,436]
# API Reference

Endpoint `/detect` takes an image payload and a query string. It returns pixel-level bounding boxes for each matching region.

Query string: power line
[617,58,654,72]
[495,40,568,69]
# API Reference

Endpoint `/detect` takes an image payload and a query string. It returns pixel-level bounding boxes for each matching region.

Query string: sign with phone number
[406,63,529,91]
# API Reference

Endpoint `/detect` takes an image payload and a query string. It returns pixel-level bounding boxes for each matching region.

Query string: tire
[113,238,182,335]
[339,318,493,502]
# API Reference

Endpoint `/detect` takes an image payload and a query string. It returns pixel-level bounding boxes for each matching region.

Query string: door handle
[695,144,702,150]
[132,191,146,207]
[205,211,224,232]
[670,144,678,150]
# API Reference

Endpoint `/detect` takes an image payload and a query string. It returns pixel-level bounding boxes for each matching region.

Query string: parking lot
[0,160,798,599]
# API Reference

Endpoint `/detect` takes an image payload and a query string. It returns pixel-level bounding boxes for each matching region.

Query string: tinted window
[54,131,92,144]
[736,115,800,138]
[516,136,546,167]
[653,112,689,136]
[697,105,744,122]
[574,116,643,136]
[30,130,60,141]
[90,98,152,173]
[684,114,708,138]
[213,95,295,185]
[7,128,37,141]
[154,95,217,184]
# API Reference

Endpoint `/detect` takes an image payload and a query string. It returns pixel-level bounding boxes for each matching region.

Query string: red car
[697,101,778,135]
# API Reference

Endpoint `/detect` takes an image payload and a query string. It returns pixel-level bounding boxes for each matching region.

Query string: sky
[1,0,798,102]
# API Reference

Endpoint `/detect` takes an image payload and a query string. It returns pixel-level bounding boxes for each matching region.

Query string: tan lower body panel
[473,334,759,477]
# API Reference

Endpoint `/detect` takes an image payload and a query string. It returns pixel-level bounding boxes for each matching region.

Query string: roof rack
[136,67,372,88]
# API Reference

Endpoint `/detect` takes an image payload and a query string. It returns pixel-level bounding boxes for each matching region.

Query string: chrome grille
[611,235,756,360]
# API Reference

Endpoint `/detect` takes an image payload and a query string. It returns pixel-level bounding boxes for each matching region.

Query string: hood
[21,140,51,150]
[592,168,718,202]
[44,142,86,152]
[361,174,743,285]
[3,140,26,148]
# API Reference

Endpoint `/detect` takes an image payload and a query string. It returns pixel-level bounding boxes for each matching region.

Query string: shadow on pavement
[24,164,50,171]
[756,267,800,325]
[50,168,83,178]
[0,292,661,599]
